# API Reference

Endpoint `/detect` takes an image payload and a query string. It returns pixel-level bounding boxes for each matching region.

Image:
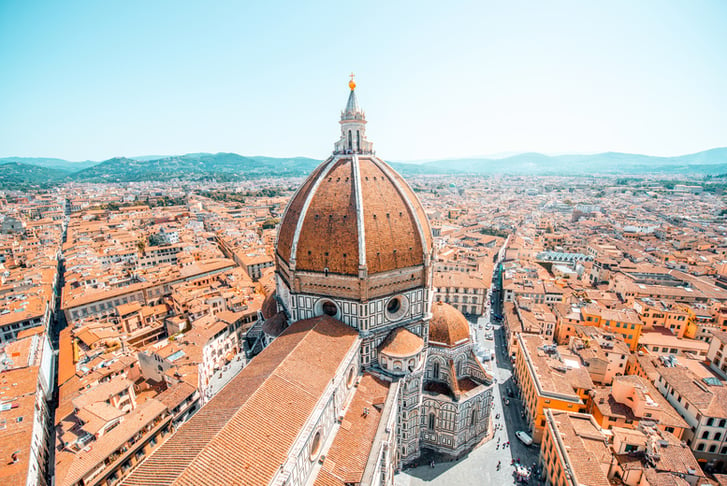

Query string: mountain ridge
[1,148,726,188]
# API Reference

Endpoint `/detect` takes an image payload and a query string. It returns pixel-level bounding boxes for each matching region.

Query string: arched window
[433,361,440,380]
[356,130,360,151]
[346,366,356,388]
[348,130,352,151]
[428,413,436,430]
[471,407,477,426]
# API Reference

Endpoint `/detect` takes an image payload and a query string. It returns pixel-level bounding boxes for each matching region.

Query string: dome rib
[359,157,426,274]
[276,161,328,263]
[351,154,366,271]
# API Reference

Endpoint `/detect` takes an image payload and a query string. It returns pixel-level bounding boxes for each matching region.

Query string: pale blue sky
[1,0,725,161]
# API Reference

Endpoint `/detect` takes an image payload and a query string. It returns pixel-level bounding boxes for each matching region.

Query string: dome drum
[277,263,429,303]
[378,327,425,376]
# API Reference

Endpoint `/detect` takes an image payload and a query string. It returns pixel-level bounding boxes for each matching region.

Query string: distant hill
[418,148,727,175]
[0,162,69,189]
[0,157,98,172]
[1,148,725,189]
[69,153,321,183]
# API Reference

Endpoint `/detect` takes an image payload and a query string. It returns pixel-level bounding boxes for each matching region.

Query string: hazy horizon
[3,146,727,166]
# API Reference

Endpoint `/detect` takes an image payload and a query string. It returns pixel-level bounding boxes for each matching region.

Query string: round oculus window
[385,295,409,321]
[322,301,338,317]
[310,430,323,460]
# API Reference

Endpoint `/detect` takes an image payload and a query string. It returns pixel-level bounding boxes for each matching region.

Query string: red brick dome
[429,302,470,347]
[276,156,432,277]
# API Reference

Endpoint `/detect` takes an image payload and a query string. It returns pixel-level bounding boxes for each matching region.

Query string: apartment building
[0,330,55,486]
[590,375,689,438]
[539,410,610,486]
[513,334,593,443]
[555,303,643,351]
[653,361,727,471]
[432,271,488,316]
[567,325,629,385]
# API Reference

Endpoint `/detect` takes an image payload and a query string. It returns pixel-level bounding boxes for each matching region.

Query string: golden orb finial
[349,72,356,90]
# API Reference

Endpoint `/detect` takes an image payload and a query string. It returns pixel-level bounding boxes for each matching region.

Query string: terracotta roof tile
[276,162,328,265]
[314,374,391,486]
[295,159,358,274]
[359,158,425,274]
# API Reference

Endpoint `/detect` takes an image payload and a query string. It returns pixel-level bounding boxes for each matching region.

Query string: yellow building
[555,303,643,351]
[514,334,593,443]
[632,298,693,338]
[580,304,642,351]
[539,410,610,486]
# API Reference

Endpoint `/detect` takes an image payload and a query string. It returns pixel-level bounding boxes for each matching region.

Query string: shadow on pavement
[401,448,473,481]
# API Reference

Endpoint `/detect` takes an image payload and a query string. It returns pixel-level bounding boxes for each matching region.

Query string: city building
[590,375,689,438]
[539,410,610,486]
[513,333,593,443]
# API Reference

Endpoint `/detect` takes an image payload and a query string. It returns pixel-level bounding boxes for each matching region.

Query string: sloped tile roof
[122,315,359,486]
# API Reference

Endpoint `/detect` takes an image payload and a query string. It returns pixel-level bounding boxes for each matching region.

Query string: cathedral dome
[429,302,470,347]
[276,156,432,277]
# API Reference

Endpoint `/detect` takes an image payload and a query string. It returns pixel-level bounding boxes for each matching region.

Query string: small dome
[429,302,470,347]
[379,327,424,358]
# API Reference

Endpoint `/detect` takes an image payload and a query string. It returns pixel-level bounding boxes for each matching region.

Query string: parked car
[516,431,533,446]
